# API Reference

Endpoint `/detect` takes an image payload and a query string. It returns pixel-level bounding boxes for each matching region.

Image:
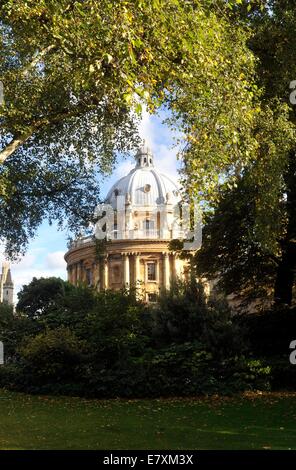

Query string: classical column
[163,252,170,290]
[174,253,184,280]
[103,256,109,289]
[123,253,130,288]
[73,263,77,285]
[92,261,98,290]
[134,253,141,286]
[76,261,82,285]
[95,259,101,291]
[172,252,177,279]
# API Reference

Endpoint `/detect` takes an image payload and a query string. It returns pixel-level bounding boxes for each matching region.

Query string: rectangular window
[144,219,155,231]
[112,265,120,283]
[147,262,156,281]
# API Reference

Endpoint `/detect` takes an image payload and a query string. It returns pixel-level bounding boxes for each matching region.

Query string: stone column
[76,261,82,285]
[156,260,160,284]
[95,259,101,291]
[174,253,183,280]
[123,253,130,288]
[163,252,170,290]
[134,253,141,286]
[73,264,77,285]
[103,256,109,289]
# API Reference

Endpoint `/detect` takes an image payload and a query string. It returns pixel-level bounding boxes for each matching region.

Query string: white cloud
[12,253,37,270]
[0,247,67,303]
[45,251,67,270]
[113,159,134,179]
[138,109,181,184]
[138,109,155,148]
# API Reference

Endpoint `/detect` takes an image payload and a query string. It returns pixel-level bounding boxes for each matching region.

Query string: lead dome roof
[105,145,180,208]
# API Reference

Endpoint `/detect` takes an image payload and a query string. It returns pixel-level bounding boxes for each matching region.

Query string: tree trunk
[274,241,296,306]
[274,153,296,306]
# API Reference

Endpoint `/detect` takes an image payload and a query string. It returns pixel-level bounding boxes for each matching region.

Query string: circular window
[144,184,151,193]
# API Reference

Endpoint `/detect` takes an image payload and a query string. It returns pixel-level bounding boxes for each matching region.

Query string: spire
[135,140,154,168]
[0,262,14,305]
[3,268,13,286]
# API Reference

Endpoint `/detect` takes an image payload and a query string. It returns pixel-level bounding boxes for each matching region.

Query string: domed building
[65,145,189,302]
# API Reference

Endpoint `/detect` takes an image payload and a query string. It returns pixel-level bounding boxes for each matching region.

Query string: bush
[152,279,246,358]
[0,277,272,397]
[19,327,87,382]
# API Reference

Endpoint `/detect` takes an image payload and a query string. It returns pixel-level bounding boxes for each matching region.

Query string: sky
[0,110,181,302]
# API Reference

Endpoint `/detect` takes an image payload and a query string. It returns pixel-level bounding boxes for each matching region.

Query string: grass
[0,389,296,449]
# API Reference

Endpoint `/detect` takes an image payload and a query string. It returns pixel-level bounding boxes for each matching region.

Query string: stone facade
[65,145,189,301]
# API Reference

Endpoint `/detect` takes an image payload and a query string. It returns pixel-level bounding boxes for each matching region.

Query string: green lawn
[0,389,296,449]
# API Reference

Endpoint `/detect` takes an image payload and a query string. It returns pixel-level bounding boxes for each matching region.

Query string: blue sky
[1,110,181,301]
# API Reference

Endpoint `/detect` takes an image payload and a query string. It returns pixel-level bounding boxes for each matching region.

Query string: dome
[106,145,180,209]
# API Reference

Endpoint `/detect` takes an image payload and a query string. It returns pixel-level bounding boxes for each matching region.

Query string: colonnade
[68,252,182,291]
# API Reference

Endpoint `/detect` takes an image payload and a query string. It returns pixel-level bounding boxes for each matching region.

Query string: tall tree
[191,1,296,306]
[0,0,259,254]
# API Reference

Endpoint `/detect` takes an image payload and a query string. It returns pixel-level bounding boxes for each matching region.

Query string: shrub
[19,327,87,382]
[0,277,272,397]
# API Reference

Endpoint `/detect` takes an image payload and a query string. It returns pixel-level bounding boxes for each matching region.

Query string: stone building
[64,145,189,302]
[0,262,14,305]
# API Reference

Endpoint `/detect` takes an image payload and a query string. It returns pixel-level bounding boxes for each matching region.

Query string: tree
[186,1,296,306]
[247,1,296,305]
[195,174,278,307]
[16,276,73,318]
[0,303,40,359]
[0,0,259,254]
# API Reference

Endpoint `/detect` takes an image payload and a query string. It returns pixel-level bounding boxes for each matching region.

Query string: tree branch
[0,131,33,163]
[22,44,56,76]
[0,96,104,163]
